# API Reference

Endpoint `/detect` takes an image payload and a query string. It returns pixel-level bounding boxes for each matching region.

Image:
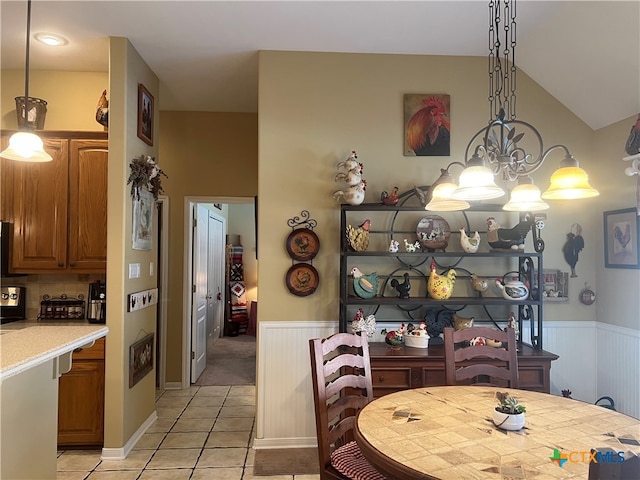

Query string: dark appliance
[87,281,106,324]
[1,222,25,278]
[1,286,26,324]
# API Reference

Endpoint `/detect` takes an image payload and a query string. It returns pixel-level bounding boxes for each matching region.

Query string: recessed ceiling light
[34,32,68,47]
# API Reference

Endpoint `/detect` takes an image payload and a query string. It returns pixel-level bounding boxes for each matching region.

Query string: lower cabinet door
[58,360,105,447]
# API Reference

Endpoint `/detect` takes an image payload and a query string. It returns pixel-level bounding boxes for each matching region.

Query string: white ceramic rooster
[333,180,366,205]
[335,163,363,186]
[459,227,480,253]
[337,150,359,171]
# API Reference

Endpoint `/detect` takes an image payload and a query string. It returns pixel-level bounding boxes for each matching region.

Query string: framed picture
[137,84,154,146]
[604,208,640,268]
[129,333,154,388]
[542,269,569,301]
[404,94,450,157]
[132,189,154,250]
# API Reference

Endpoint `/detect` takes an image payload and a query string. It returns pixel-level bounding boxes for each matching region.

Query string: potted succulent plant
[493,391,526,431]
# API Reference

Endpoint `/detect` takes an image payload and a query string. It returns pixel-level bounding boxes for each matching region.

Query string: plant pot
[492,409,525,431]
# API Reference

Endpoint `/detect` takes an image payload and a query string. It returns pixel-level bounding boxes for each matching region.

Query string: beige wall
[1,70,108,131]
[105,37,159,449]
[158,111,257,382]
[256,50,618,325]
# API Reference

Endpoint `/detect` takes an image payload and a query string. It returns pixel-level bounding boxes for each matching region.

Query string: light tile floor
[57,385,319,480]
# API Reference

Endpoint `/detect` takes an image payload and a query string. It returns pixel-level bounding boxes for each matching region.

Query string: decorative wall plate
[285,263,319,296]
[286,228,320,261]
[416,215,451,251]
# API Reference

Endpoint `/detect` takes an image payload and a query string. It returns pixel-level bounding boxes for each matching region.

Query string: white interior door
[191,205,209,382]
[207,211,225,346]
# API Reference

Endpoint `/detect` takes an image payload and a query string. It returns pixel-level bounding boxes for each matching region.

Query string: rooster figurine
[486,215,533,251]
[563,223,584,277]
[333,180,366,206]
[391,272,411,299]
[337,150,360,171]
[380,186,399,206]
[351,308,376,337]
[350,266,378,299]
[459,227,480,253]
[335,163,364,186]
[346,219,370,252]
[427,260,456,300]
[95,89,109,128]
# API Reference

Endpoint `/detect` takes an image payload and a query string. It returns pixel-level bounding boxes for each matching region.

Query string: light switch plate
[129,263,141,279]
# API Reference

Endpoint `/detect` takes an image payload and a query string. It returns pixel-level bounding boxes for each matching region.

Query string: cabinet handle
[378,375,385,382]
[69,262,75,267]
[58,262,64,267]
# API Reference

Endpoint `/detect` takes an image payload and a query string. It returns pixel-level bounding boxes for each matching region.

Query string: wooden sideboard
[368,342,558,396]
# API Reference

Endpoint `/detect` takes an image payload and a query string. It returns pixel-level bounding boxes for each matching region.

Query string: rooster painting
[405,95,450,156]
[613,222,632,253]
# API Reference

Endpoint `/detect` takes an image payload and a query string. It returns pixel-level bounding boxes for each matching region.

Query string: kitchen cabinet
[58,337,105,447]
[1,131,108,273]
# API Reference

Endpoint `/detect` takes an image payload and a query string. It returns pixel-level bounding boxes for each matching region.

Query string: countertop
[0,321,108,381]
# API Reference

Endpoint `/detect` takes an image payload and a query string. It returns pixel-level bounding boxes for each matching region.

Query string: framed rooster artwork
[604,208,640,268]
[404,94,450,156]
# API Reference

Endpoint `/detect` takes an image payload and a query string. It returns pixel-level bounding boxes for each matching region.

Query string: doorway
[182,197,256,388]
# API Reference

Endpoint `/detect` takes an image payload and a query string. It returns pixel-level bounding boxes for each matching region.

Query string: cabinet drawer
[72,337,105,361]
[372,368,411,388]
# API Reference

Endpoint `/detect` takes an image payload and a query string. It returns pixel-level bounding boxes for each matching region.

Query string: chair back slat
[444,326,519,388]
[309,333,374,479]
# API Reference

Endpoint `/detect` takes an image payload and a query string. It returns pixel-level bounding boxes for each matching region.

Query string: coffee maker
[87,281,106,324]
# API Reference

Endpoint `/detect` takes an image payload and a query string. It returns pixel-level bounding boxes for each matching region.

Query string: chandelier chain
[488,0,518,121]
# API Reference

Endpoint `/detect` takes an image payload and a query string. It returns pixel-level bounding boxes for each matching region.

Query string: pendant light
[0,0,52,163]
[425,163,471,211]
[452,0,597,209]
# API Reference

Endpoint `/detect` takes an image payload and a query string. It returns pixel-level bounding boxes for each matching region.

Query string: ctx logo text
[550,449,625,467]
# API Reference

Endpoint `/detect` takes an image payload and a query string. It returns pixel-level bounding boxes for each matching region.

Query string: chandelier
[0,0,52,162]
[427,0,598,212]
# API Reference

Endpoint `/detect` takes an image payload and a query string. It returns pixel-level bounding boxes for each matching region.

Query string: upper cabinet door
[68,140,108,272]
[11,138,69,271]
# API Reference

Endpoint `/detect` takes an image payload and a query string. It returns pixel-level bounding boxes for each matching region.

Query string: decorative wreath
[127,155,167,200]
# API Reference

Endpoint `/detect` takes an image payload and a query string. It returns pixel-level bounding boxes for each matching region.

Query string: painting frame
[129,333,154,388]
[132,189,154,250]
[403,93,451,157]
[604,208,640,269]
[137,84,154,146]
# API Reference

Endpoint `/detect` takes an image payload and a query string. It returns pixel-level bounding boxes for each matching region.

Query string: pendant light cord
[24,0,32,125]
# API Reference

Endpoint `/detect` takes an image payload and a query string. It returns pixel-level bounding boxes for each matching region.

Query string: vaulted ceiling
[1,1,638,130]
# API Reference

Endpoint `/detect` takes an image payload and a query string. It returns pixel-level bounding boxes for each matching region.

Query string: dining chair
[443,326,519,388]
[588,448,640,479]
[309,333,386,480]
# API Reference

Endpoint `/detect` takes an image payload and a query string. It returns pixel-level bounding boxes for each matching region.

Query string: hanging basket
[15,96,47,130]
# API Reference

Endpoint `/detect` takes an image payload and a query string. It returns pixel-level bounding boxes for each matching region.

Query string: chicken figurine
[427,260,456,300]
[380,186,399,206]
[390,272,411,299]
[346,219,370,252]
[459,227,480,253]
[351,308,376,338]
[337,150,360,171]
[486,215,533,251]
[333,180,366,206]
[350,266,378,299]
[335,163,364,186]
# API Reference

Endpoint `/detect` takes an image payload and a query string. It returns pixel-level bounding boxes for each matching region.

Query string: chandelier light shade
[503,177,549,211]
[448,0,598,211]
[0,0,52,163]
[425,165,470,211]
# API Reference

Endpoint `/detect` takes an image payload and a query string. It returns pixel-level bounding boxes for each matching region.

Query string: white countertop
[0,322,108,381]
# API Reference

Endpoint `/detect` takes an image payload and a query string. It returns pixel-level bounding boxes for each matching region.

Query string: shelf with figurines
[337,184,546,349]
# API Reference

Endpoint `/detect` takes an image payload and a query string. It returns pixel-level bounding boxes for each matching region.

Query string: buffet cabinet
[368,342,558,397]
[58,337,105,447]
[0,131,108,274]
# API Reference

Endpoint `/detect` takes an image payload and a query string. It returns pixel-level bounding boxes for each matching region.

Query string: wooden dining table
[354,386,640,480]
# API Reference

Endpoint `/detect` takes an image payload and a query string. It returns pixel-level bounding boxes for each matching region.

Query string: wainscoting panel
[254,321,338,449]
[522,321,596,402]
[595,323,640,419]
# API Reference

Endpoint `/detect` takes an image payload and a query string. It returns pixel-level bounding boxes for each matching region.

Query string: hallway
[194,335,256,386]
[57,385,318,479]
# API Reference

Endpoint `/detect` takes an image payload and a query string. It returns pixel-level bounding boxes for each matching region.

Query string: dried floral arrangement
[127,155,167,200]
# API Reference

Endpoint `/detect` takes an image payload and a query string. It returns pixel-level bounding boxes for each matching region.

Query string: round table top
[355,386,640,480]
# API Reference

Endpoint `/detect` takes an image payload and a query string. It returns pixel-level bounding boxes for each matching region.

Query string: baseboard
[252,436,317,450]
[163,381,183,390]
[101,410,157,460]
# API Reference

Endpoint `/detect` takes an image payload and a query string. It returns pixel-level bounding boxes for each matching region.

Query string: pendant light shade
[503,177,549,211]
[541,153,599,200]
[425,182,470,211]
[453,164,505,201]
[0,131,52,162]
[0,0,52,163]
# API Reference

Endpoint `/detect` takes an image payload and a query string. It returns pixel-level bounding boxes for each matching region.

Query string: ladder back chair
[309,333,386,480]
[444,326,519,388]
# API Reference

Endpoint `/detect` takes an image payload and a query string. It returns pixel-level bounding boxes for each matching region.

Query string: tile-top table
[355,386,640,480]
